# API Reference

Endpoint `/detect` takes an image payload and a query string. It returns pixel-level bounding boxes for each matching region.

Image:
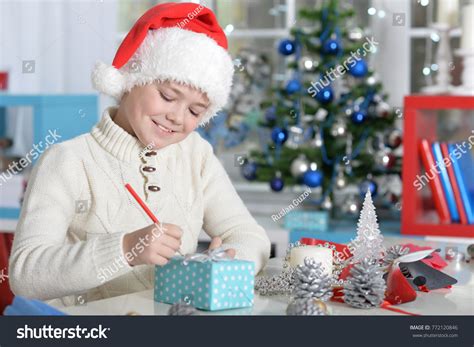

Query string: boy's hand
[122,223,182,267]
[208,237,236,259]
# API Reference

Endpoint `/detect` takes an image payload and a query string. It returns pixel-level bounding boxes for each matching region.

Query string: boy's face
[116,81,209,149]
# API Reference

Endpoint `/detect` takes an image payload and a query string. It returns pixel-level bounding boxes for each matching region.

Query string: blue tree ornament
[285,79,302,94]
[271,127,288,144]
[278,39,296,56]
[351,110,367,124]
[265,106,277,122]
[315,86,334,104]
[270,176,285,192]
[348,59,368,78]
[242,161,257,181]
[303,168,323,188]
[359,179,378,197]
[322,39,341,55]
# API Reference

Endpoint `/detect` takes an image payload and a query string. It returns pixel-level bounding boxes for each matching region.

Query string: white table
[57,255,474,316]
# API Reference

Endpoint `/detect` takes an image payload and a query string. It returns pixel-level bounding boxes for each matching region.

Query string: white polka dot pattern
[154,256,255,311]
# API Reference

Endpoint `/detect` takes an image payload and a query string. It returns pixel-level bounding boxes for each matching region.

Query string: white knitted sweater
[9,107,271,306]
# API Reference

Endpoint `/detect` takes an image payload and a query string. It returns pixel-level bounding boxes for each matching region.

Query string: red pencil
[125,183,159,224]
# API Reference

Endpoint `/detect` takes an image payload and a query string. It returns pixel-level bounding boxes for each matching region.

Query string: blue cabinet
[0,94,98,155]
[0,94,99,223]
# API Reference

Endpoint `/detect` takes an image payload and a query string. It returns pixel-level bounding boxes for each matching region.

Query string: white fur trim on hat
[91,27,234,124]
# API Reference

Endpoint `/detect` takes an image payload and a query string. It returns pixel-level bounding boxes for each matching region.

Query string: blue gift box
[154,256,255,311]
[283,210,328,232]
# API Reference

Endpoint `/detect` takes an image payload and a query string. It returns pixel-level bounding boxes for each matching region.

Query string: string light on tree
[321,195,333,210]
[336,166,347,189]
[374,148,396,170]
[331,119,347,137]
[348,27,364,41]
[312,129,324,147]
[342,195,359,215]
[301,56,318,71]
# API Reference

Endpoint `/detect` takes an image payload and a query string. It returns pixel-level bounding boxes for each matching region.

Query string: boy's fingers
[160,234,181,251]
[225,248,236,259]
[156,244,178,259]
[161,224,183,239]
[209,237,222,250]
[150,254,169,267]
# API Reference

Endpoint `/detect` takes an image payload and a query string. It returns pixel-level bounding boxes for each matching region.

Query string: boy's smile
[114,81,210,150]
[151,120,176,135]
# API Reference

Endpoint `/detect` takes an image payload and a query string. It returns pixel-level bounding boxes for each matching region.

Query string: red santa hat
[91,2,234,124]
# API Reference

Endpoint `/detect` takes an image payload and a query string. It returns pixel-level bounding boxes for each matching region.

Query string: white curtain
[0,0,118,94]
[0,0,119,157]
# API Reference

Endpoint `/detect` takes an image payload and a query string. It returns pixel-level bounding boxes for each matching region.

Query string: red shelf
[401,95,474,238]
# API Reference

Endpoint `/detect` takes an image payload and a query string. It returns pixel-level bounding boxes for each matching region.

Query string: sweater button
[142,166,156,172]
[145,151,157,157]
[148,185,161,192]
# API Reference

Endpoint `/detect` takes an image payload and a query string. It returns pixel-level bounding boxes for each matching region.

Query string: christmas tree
[350,189,385,262]
[241,0,402,212]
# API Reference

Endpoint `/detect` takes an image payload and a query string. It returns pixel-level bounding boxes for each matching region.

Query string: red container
[0,233,14,314]
[0,71,8,91]
[402,95,474,238]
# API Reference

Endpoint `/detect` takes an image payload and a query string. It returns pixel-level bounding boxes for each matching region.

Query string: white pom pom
[91,61,125,100]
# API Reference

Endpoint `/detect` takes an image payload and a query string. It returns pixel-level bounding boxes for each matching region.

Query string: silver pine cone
[168,302,199,316]
[382,244,409,268]
[292,257,333,301]
[343,258,386,309]
[286,298,329,316]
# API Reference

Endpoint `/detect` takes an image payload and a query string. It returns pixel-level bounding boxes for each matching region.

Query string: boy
[9,2,271,305]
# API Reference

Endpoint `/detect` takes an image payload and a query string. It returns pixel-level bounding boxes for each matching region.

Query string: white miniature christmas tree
[351,189,385,262]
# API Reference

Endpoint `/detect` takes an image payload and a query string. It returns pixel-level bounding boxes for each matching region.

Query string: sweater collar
[91,106,176,163]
